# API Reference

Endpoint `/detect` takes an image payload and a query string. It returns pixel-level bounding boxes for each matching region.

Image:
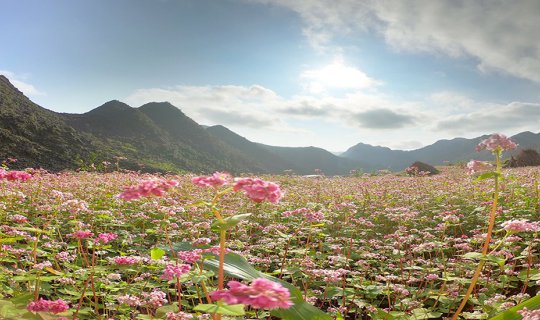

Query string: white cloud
[253,0,540,84]
[300,56,380,94]
[435,101,540,134]
[0,70,45,96]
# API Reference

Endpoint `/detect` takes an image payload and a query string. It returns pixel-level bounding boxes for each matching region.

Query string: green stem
[452,151,501,319]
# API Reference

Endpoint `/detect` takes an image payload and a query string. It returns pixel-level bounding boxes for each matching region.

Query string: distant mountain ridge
[342,133,540,171]
[1,75,540,174]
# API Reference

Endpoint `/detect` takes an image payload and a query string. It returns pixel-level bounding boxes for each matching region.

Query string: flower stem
[452,151,501,319]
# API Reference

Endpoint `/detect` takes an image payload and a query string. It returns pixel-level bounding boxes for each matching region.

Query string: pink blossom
[466,160,492,175]
[27,298,69,314]
[476,133,517,152]
[191,172,231,187]
[67,230,94,239]
[177,249,202,263]
[118,179,179,200]
[210,278,293,310]
[113,256,139,265]
[10,214,28,223]
[0,169,32,181]
[117,294,142,306]
[161,263,191,280]
[517,307,540,320]
[95,232,118,244]
[233,178,282,203]
[166,311,194,320]
[501,219,540,233]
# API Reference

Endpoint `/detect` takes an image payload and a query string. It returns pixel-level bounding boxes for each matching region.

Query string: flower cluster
[233,178,282,203]
[27,298,69,314]
[161,263,191,281]
[191,172,283,203]
[67,230,94,239]
[113,256,140,265]
[501,219,540,233]
[177,249,202,263]
[0,169,32,181]
[517,307,540,320]
[191,172,231,187]
[95,232,118,244]
[210,278,293,310]
[476,133,518,152]
[119,179,179,200]
[466,160,492,175]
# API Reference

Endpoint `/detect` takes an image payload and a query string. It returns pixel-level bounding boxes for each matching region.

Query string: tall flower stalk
[452,134,517,320]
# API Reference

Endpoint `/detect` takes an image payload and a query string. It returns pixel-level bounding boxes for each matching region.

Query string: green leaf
[151,247,166,260]
[489,294,540,320]
[211,213,252,232]
[193,303,245,316]
[155,303,179,317]
[0,237,23,243]
[410,308,443,319]
[462,252,506,267]
[0,300,39,319]
[474,172,500,182]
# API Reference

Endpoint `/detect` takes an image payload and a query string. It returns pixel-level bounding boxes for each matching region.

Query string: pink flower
[119,179,179,200]
[95,232,118,244]
[67,230,94,239]
[210,278,293,310]
[113,256,139,265]
[161,263,191,281]
[27,298,69,314]
[466,160,492,175]
[517,307,540,320]
[0,169,32,181]
[476,133,517,152]
[501,219,540,233]
[10,214,28,223]
[192,172,231,188]
[177,250,202,263]
[233,178,282,203]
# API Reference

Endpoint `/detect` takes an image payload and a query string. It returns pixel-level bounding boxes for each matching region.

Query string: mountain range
[1,75,539,175]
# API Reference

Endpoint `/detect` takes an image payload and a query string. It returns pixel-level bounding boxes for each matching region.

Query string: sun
[301,57,378,94]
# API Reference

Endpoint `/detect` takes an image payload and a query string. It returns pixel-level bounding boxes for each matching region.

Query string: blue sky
[2,0,540,151]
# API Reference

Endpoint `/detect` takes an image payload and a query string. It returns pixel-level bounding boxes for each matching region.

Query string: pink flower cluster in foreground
[233,178,282,203]
[67,230,94,239]
[95,232,118,244]
[0,169,32,181]
[27,298,69,314]
[517,307,540,320]
[161,263,191,281]
[476,133,518,152]
[113,256,139,265]
[210,278,293,310]
[119,179,179,200]
[191,172,231,187]
[192,172,283,203]
[501,219,540,233]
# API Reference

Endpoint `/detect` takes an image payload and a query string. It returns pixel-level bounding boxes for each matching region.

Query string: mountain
[0,75,98,170]
[341,143,414,171]
[2,75,540,174]
[256,144,365,175]
[342,133,540,171]
[205,125,297,173]
[205,125,366,175]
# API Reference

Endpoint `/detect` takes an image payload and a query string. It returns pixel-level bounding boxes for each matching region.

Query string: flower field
[0,162,539,319]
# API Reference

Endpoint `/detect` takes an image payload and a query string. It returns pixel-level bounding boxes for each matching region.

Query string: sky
[2,0,540,151]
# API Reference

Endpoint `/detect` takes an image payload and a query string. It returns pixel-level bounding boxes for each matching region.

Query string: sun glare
[301,57,378,94]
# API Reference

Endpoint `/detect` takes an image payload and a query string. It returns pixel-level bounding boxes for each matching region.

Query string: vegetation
[0,137,538,318]
[505,149,540,168]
